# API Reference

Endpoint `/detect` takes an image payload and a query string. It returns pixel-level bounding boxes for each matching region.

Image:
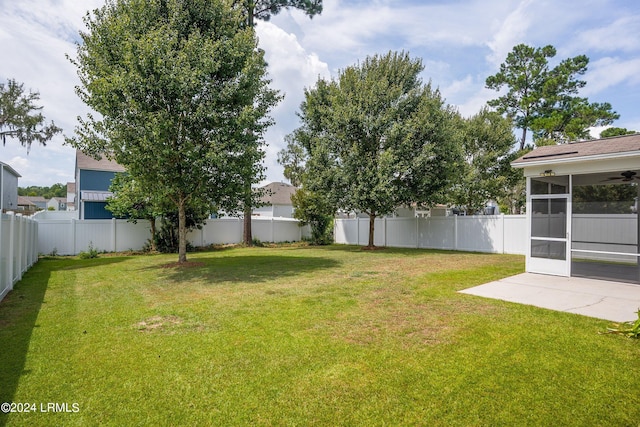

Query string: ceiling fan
[603,171,640,182]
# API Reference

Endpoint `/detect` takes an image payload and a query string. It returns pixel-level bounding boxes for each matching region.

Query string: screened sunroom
[512,134,640,284]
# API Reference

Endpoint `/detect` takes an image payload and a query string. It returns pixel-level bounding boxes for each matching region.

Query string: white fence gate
[334,215,527,254]
[1,212,39,301]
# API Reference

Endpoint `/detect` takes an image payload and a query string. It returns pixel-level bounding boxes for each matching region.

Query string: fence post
[271,217,275,243]
[112,218,117,252]
[356,217,359,245]
[500,214,505,254]
[454,215,458,251]
[71,218,76,255]
[384,217,387,247]
[415,216,419,248]
[18,215,24,276]
[8,212,15,288]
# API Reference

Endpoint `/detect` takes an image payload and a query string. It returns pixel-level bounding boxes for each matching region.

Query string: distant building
[17,196,37,213]
[47,197,68,211]
[0,161,21,212]
[66,182,76,211]
[20,196,47,210]
[253,182,297,218]
[75,150,126,219]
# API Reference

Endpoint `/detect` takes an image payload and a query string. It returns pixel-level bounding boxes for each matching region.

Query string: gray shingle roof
[76,150,126,172]
[259,182,297,205]
[512,133,640,166]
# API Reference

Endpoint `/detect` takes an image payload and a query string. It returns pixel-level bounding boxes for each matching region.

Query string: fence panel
[0,212,39,302]
[335,215,527,254]
[36,217,309,256]
[419,217,456,250]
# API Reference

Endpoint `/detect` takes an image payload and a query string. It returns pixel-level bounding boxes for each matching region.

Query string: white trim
[572,249,640,257]
[512,150,640,169]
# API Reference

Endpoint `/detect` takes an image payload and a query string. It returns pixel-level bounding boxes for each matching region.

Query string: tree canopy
[600,127,636,138]
[235,0,321,245]
[237,0,322,26]
[18,183,66,199]
[449,108,516,214]
[0,79,62,152]
[68,0,279,262]
[486,44,618,149]
[293,51,461,247]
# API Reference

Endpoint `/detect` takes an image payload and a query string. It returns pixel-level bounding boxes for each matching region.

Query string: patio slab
[459,273,640,322]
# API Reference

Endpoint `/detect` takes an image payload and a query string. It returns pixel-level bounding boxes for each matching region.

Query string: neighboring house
[66,182,76,211]
[0,161,21,212]
[253,182,297,218]
[17,196,37,213]
[75,150,126,219]
[21,196,47,210]
[47,197,67,211]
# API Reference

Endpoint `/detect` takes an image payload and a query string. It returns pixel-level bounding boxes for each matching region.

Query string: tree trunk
[367,212,376,248]
[178,199,187,263]
[519,127,527,151]
[148,217,157,252]
[243,203,252,245]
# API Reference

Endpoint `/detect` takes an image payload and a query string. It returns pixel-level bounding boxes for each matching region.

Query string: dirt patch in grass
[135,315,183,332]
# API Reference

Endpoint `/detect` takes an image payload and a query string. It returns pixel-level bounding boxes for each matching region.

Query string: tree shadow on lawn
[149,254,341,284]
[0,256,128,427]
[315,244,478,257]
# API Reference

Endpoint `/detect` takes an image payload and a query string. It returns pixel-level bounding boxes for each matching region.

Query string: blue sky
[1,0,639,187]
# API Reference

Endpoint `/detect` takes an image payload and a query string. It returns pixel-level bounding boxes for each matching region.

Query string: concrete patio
[460,273,640,322]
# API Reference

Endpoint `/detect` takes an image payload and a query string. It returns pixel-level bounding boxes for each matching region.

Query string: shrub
[78,242,99,259]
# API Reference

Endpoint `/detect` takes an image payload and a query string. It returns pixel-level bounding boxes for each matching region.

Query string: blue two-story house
[75,150,126,219]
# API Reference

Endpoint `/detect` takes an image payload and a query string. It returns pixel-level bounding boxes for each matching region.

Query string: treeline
[18,183,66,199]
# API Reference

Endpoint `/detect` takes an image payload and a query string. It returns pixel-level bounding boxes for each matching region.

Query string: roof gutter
[511,150,640,169]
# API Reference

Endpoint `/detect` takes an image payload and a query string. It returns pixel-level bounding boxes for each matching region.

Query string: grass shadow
[150,254,341,284]
[317,244,485,257]
[0,265,49,427]
[0,256,128,427]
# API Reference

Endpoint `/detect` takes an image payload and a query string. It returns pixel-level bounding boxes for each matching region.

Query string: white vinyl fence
[36,217,311,256]
[334,215,527,254]
[1,212,39,301]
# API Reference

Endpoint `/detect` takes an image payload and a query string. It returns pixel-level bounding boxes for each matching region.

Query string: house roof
[0,161,21,178]
[512,133,640,167]
[22,196,46,203]
[76,150,126,173]
[259,182,297,205]
[17,196,36,206]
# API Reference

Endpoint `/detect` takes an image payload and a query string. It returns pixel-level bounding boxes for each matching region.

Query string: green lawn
[1,245,638,426]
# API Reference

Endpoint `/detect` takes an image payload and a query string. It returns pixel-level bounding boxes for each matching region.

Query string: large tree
[295,51,461,248]
[486,44,618,149]
[68,0,278,263]
[236,0,322,245]
[449,108,516,214]
[0,79,62,152]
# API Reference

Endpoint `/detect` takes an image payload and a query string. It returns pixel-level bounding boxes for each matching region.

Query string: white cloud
[572,16,640,53]
[256,21,330,182]
[486,0,535,66]
[582,57,640,95]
